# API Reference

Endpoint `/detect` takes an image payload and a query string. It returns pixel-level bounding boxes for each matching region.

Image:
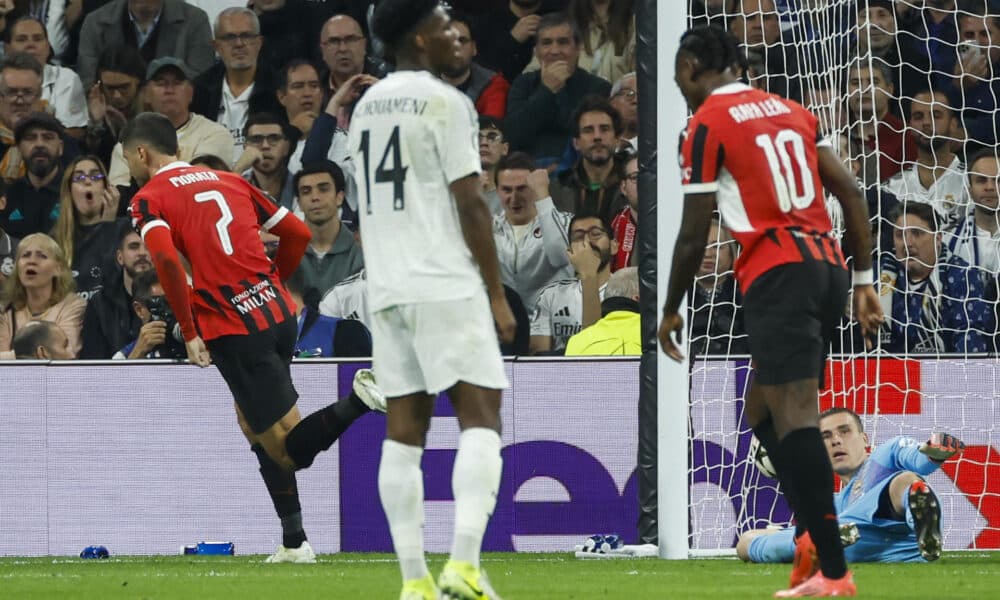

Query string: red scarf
[611,206,636,272]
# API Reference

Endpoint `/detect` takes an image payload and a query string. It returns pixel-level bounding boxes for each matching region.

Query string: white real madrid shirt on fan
[530,278,608,352]
[882,156,969,230]
[319,268,371,330]
[347,71,485,311]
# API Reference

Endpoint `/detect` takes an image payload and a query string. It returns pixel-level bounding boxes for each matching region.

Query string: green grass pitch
[2,552,998,599]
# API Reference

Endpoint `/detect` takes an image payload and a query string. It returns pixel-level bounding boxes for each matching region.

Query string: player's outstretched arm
[919,432,966,462]
[658,192,716,361]
[817,146,884,342]
[452,174,516,344]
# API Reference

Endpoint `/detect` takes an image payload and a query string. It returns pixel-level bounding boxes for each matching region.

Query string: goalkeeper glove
[919,432,965,461]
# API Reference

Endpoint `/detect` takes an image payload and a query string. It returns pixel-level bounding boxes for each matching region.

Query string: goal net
[680,0,1000,554]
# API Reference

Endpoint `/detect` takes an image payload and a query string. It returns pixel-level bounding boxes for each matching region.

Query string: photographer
[112,269,186,359]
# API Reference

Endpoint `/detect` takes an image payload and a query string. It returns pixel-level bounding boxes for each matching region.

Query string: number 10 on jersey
[754,129,815,213]
[359,126,408,214]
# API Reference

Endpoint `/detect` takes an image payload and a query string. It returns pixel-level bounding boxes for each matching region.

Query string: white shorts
[370,290,509,397]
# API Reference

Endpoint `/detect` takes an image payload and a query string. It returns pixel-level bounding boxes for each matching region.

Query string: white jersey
[882,156,969,230]
[530,278,608,352]
[348,71,483,312]
[945,210,1000,281]
[318,269,371,330]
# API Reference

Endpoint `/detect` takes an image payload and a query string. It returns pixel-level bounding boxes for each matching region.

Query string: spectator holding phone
[948,3,1000,146]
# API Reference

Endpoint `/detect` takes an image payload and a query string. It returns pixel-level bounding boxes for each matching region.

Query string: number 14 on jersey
[359,126,408,214]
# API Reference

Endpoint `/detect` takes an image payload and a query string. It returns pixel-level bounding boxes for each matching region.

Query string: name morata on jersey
[129,163,296,340]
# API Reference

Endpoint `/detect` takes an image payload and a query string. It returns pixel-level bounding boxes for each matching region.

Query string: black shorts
[743,261,849,386]
[206,317,299,434]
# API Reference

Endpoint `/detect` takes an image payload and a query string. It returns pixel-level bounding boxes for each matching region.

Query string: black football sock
[251,443,307,548]
[753,418,806,539]
[778,428,848,580]
[284,393,369,469]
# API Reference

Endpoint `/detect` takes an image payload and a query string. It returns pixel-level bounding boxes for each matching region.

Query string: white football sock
[450,427,503,568]
[378,438,429,581]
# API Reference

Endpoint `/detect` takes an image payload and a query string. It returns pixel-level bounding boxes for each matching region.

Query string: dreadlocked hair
[678,25,742,80]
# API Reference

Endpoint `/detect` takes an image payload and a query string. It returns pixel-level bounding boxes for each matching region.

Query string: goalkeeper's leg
[889,472,942,561]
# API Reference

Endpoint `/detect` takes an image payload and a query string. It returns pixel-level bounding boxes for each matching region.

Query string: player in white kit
[350,2,516,599]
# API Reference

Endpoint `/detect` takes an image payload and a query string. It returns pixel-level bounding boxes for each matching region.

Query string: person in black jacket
[78,224,152,359]
[191,7,283,152]
[472,0,565,83]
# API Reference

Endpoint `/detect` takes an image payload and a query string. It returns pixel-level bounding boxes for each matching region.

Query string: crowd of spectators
[4,0,998,361]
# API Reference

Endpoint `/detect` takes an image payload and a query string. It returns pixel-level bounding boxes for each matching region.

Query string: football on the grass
[749,435,778,478]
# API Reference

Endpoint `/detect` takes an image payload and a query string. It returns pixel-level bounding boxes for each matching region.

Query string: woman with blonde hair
[50,154,122,300]
[0,232,86,357]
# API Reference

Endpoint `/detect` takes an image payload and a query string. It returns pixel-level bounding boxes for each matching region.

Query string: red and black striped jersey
[129,162,297,340]
[679,82,845,292]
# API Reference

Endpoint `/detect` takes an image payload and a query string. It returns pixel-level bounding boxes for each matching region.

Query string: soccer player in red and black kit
[658,28,885,597]
[123,112,384,563]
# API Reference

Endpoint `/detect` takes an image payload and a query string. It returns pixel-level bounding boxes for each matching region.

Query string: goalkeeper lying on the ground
[737,407,965,564]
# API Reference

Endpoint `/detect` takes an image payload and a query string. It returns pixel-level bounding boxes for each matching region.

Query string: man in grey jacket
[492,151,573,314]
[77,0,215,89]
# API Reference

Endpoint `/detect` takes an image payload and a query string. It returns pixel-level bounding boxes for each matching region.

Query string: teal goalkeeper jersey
[749,435,943,563]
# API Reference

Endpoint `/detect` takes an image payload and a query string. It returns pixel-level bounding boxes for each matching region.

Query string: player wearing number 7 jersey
[123,112,391,565]
[658,27,885,598]
[348,1,516,598]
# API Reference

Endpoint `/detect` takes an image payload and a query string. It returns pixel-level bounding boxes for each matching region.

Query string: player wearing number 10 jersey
[350,2,516,598]
[658,27,885,598]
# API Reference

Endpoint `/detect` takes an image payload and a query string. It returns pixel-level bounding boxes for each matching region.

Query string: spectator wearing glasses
[530,214,616,354]
[76,0,215,89]
[478,116,509,216]
[192,7,283,161]
[0,53,49,181]
[50,154,123,300]
[610,149,637,271]
[441,11,510,119]
[5,17,88,138]
[609,71,637,147]
[551,96,625,223]
[240,112,298,211]
[1,112,71,239]
[316,13,388,132]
